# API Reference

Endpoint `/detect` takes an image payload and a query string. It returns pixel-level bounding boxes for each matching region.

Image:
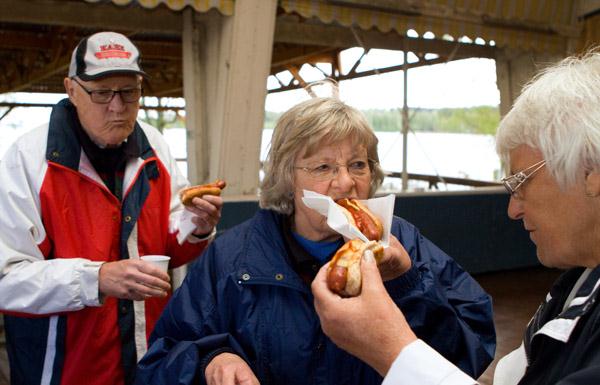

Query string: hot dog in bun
[336,198,383,241]
[327,239,384,297]
[179,179,226,207]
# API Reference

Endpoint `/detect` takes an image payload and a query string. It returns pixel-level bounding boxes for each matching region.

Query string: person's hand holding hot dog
[334,198,411,290]
[312,249,417,377]
[180,179,226,237]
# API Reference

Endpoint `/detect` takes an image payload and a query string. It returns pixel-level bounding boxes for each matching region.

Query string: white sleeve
[383,340,478,385]
[139,123,197,244]
[141,122,219,245]
[0,130,102,314]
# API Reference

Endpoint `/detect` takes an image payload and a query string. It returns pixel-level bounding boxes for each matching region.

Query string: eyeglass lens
[90,88,142,103]
[73,78,141,103]
[308,161,370,179]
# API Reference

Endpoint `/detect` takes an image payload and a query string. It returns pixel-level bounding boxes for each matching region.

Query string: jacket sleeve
[136,244,250,385]
[383,339,477,385]
[142,122,213,268]
[387,217,496,379]
[0,132,103,315]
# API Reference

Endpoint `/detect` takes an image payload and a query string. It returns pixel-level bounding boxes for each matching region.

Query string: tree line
[265,106,500,135]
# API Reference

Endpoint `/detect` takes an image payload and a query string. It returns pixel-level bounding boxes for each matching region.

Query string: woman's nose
[507,195,524,220]
[332,166,356,191]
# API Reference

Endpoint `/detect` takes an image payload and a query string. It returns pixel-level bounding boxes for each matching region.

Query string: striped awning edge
[84,0,234,15]
[280,0,572,54]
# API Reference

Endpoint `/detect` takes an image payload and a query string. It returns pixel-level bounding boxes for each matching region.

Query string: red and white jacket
[0,99,211,385]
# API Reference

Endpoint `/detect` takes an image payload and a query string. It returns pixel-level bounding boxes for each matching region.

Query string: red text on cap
[95,44,132,59]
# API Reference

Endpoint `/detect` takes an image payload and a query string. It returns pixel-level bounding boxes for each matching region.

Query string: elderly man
[0,31,222,385]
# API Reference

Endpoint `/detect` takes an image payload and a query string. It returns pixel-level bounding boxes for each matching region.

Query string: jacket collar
[46,98,154,170]
[526,266,600,348]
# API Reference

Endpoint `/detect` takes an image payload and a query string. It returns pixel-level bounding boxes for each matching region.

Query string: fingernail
[363,250,374,263]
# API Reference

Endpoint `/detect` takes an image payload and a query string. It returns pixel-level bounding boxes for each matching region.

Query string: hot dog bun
[327,239,384,297]
[336,198,383,241]
[179,179,226,206]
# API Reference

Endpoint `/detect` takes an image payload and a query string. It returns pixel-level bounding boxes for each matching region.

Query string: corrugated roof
[279,0,580,53]
[84,0,582,53]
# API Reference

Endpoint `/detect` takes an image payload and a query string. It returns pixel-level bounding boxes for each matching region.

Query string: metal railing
[386,171,501,190]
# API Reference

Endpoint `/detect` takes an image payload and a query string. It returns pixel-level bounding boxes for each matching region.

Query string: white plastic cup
[140,255,171,272]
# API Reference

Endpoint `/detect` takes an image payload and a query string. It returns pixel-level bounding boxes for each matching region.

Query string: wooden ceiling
[1,0,559,98]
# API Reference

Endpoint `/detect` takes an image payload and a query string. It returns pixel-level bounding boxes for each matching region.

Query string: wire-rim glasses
[72,78,142,104]
[294,159,377,181]
[501,159,546,197]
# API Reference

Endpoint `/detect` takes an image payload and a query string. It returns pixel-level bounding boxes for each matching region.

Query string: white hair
[496,50,600,188]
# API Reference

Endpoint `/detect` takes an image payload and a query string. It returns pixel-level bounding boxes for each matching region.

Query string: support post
[401,44,409,192]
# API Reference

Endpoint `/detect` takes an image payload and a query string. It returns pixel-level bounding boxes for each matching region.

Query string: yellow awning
[85,0,234,15]
[280,0,578,54]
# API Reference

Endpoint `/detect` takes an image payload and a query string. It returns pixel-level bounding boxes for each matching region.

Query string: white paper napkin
[301,190,395,247]
[176,208,196,244]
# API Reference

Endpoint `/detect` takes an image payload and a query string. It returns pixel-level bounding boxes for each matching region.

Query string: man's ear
[63,77,76,102]
[585,171,600,197]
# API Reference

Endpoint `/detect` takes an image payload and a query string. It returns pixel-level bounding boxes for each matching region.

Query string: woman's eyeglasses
[294,159,376,181]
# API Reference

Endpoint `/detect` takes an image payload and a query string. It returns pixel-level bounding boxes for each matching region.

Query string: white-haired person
[136,93,495,385]
[312,51,600,385]
[0,32,223,385]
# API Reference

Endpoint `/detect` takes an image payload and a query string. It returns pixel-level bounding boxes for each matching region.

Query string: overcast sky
[265,53,500,112]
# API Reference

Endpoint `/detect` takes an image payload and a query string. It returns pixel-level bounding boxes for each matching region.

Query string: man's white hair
[496,50,600,188]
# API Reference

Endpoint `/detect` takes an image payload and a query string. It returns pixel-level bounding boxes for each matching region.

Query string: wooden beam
[0,28,181,58]
[0,102,184,111]
[271,45,338,68]
[0,34,75,94]
[329,0,581,38]
[268,55,451,94]
[0,0,185,33]
[274,19,497,59]
[0,30,56,50]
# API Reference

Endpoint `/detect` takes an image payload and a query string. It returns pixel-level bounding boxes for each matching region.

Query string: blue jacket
[137,209,495,385]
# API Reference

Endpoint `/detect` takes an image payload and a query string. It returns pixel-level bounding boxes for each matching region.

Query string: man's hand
[205,353,260,385]
[98,259,171,301]
[311,250,417,377]
[377,235,412,281]
[186,194,224,237]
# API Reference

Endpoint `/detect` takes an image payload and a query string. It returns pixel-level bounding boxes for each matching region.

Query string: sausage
[327,239,384,297]
[336,198,383,241]
[179,179,226,206]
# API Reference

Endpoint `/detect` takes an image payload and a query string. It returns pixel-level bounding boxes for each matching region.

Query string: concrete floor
[475,266,562,385]
[0,266,562,385]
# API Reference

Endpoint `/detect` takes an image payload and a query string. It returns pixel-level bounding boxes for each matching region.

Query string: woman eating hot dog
[137,87,496,385]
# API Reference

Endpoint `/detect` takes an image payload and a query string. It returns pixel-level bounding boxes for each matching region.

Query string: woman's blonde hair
[259,96,384,214]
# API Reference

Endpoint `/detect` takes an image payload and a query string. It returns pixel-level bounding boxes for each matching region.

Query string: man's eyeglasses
[72,78,142,104]
[501,159,546,197]
[294,159,375,181]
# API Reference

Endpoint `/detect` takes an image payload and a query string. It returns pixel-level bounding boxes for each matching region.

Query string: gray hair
[259,97,385,214]
[496,50,600,188]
